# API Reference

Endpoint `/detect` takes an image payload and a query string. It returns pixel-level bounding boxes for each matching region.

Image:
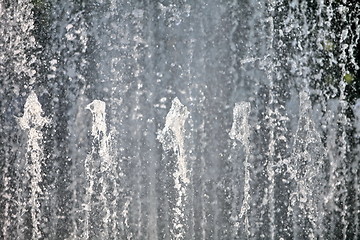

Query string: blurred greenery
[31,0,46,8]
[344,73,354,84]
[323,40,335,51]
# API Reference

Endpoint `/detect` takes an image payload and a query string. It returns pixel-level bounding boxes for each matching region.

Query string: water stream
[1,0,359,239]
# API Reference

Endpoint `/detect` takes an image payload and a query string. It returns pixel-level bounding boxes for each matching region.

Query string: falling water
[83,100,112,239]
[158,97,190,240]
[17,92,49,240]
[289,91,326,239]
[229,101,252,237]
[1,0,359,240]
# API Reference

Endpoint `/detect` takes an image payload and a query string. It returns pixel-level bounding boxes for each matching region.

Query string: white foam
[230,101,252,237]
[84,99,112,239]
[158,97,190,239]
[18,91,50,240]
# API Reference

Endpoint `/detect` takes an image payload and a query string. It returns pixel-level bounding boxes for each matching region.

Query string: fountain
[1,0,359,239]
[158,97,190,240]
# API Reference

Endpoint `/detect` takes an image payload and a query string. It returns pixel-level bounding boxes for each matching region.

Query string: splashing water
[0,1,359,239]
[288,91,326,239]
[158,97,190,240]
[229,102,252,236]
[17,92,50,240]
[82,100,114,239]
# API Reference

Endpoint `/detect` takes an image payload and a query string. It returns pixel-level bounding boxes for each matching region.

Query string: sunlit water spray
[158,97,190,240]
[17,91,50,240]
[288,91,326,239]
[0,1,359,239]
[82,100,113,239]
[229,101,252,237]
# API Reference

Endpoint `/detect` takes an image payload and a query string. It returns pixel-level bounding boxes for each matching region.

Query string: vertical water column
[139,3,160,239]
[0,0,42,238]
[129,5,150,239]
[229,102,252,238]
[354,100,360,240]
[319,0,338,193]
[44,2,91,238]
[262,1,294,238]
[288,91,326,240]
[83,100,112,239]
[182,4,208,237]
[1,148,11,240]
[158,97,190,240]
[337,2,359,239]
[18,91,50,240]
[263,2,276,239]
